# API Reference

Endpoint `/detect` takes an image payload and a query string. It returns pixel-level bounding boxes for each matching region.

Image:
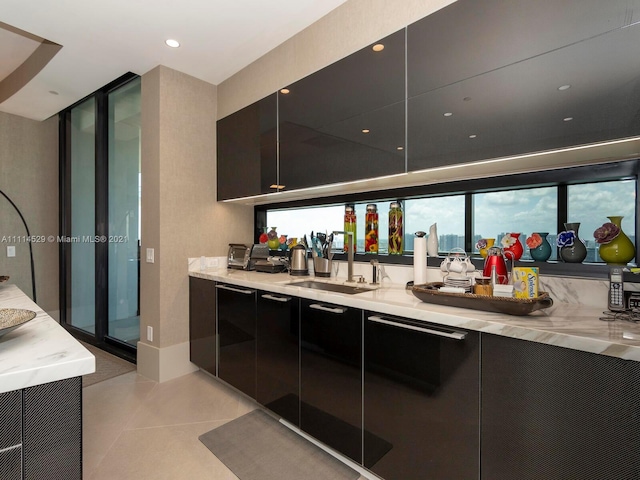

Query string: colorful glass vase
[267,227,280,250]
[598,216,635,265]
[478,238,495,259]
[559,222,587,263]
[529,232,552,262]
[503,233,524,261]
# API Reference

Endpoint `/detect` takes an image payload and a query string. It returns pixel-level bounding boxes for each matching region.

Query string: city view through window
[266,179,635,263]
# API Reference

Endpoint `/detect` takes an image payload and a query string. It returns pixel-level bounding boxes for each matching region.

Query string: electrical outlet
[7,246,15,257]
[146,248,154,263]
[147,326,153,342]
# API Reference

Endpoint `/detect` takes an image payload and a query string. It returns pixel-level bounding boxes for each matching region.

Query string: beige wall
[0,111,58,318]
[218,0,454,119]
[139,66,253,381]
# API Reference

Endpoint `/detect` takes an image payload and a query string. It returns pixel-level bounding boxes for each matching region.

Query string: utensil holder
[313,257,332,277]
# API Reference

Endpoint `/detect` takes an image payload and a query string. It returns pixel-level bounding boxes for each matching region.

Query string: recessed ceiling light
[397,146,404,151]
[443,112,453,117]
[564,117,574,122]
[558,84,571,91]
[469,134,477,139]
[362,129,370,133]
[372,44,384,52]
[280,88,290,94]
[165,39,180,48]
[48,90,59,95]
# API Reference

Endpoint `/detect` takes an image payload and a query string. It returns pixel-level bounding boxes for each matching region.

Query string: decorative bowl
[0,308,37,338]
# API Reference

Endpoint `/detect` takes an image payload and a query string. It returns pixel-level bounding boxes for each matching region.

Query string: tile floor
[83,369,369,480]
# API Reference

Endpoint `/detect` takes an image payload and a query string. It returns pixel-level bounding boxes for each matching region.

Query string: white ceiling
[0,0,347,121]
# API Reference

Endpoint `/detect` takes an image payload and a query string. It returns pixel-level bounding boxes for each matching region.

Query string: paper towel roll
[414,236,427,285]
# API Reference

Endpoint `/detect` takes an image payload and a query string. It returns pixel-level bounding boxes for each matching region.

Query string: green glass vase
[598,216,635,265]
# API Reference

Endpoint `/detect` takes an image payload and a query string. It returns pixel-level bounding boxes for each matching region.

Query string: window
[258,161,638,274]
[405,196,465,253]
[568,180,636,262]
[473,187,557,260]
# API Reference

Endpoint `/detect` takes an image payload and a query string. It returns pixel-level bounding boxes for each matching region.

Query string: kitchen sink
[288,280,377,295]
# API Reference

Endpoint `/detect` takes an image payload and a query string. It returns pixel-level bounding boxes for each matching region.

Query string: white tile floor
[83,370,369,480]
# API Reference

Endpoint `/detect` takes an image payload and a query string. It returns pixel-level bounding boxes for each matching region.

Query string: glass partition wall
[61,74,140,360]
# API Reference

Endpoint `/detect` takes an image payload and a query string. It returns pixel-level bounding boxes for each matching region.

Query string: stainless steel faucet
[333,230,354,282]
[370,259,380,285]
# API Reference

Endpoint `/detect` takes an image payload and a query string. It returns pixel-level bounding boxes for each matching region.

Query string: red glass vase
[503,233,523,261]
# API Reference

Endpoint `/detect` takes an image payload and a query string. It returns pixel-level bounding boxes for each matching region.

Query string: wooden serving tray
[411,282,553,316]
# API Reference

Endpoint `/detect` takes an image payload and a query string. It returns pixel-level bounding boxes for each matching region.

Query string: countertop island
[0,284,94,479]
[0,284,95,393]
[190,268,640,362]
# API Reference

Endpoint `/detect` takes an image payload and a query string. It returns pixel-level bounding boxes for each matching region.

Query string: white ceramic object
[427,223,438,256]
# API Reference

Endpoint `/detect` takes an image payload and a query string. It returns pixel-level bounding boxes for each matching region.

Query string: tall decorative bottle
[388,201,403,255]
[365,204,379,254]
[343,205,357,253]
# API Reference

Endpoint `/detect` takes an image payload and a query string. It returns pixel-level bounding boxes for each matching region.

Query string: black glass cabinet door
[188,277,216,375]
[407,0,640,173]
[256,291,300,426]
[216,283,257,398]
[363,313,480,480]
[216,94,277,200]
[279,29,406,191]
[300,299,362,463]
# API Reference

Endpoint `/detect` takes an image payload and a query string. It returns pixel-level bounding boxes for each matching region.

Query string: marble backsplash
[188,256,608,309]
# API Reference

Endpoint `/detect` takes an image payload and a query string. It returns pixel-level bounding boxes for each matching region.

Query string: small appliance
[289,244,309,276]
[227,244,251,270]
[622,268,640,310]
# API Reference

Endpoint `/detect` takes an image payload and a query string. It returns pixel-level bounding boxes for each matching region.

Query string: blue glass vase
[529,232,552,262]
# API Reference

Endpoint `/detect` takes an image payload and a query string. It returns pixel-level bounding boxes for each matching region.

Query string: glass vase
[529,232,552,262]
[598,216,635,265]
[479,238,495,259]
[503,233,524,261]
[559,222,587,263]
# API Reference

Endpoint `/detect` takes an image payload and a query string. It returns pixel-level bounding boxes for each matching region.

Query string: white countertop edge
[190,269,640,363]
[0,285,95,394]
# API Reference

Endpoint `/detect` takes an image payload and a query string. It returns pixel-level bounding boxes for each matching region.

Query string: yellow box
[512,267,539,299]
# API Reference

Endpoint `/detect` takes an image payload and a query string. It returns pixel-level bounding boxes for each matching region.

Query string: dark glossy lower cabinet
[300,299,362,463]
[482,333,640,480]
[256,291,300,426]
[0,377,82,480]
[217,283,257,398]
[364,313,479,480]
[189,277,216,375]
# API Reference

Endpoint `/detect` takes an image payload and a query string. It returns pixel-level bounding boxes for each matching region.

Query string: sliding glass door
[61,74,140,357]
[108,79,141,346]
[69,98,96,335]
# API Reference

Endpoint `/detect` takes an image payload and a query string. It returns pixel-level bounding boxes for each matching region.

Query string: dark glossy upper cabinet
[407,0,640,172]
[279,29,406,191]
[216,94,277,200]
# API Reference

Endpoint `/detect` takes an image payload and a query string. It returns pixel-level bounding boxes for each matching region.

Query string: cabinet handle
[309,303,347,314]
[261,294,291,303]
[367,315,467,340]
[215,284,254,295]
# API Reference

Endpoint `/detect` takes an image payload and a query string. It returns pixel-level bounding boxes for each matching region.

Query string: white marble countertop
[191,268,640,362]
[0,285,95,394]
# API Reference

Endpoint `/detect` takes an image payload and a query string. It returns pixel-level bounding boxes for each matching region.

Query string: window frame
[255,160,640,278]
